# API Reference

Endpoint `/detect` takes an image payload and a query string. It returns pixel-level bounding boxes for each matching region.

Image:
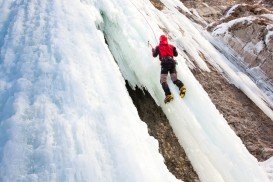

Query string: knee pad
[160,74,168,84]
[170,73,177,82]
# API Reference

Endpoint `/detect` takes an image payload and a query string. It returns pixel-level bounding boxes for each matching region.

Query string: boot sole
[164,97,174,104]
[180,92,186,98]
[180,89,186,98]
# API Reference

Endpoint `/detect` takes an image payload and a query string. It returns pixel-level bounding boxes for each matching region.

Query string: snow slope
[0,0,271,181]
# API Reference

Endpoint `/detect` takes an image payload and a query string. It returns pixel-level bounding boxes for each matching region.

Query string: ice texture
[0,0,177,181]
[0,0,271,181]
[99,0,270,181]
[261,157,273,181]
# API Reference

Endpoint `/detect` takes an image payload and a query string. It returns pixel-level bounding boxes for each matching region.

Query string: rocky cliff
[209,4,273,87]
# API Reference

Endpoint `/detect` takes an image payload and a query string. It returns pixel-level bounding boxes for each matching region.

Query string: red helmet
[159,35,168,44]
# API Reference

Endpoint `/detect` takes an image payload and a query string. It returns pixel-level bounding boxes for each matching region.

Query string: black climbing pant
[160,57,184,96]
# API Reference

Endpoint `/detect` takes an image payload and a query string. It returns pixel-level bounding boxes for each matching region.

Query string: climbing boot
[179,85,186,98]
[164,94,174,104]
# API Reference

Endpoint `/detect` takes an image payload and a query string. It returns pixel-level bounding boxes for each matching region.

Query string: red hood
[159,35,168,45]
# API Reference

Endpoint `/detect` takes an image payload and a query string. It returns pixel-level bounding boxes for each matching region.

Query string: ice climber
[152,35,186,103]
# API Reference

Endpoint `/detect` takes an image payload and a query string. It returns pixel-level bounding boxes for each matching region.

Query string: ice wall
[0,0,271,181]
[97,0,270,181]
[0,0,177,181]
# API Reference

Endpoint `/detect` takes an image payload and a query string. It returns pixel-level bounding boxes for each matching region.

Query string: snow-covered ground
[0,0,272,181]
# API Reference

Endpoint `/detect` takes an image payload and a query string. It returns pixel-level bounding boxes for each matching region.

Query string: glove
[152,48,155,53]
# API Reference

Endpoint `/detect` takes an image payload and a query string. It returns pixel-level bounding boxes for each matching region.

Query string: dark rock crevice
[126,82,199,182]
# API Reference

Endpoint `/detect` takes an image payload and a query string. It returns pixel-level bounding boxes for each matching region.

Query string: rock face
[263,0,273,8]
[180,0,272,23]
[211,4,273,84]
[207,4,272,30]
[150,0,164,10]
[208,4,273,83]
[181,0,228,23]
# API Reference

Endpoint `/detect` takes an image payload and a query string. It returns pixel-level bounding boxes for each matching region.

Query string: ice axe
[148,41,153,48]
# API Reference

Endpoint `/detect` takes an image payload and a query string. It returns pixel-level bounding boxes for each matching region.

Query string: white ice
[99,0,270,181]
[261,157,273,181]
[225,4,240,17]
[0,0,272,181]
[212,16,255,36]
[0,0,177,181]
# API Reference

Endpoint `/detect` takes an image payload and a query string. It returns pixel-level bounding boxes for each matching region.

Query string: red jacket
[152,35,178,61]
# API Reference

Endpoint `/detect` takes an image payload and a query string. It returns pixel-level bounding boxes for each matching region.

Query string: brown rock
[261,58,273,78]
[262,148,273,159]
[150,0,165,10]
[242,51,258,66]
[208,3,273,82]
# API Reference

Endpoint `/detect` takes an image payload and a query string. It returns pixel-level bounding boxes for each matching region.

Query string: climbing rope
[128,0,206,74]
[127,0,158,45]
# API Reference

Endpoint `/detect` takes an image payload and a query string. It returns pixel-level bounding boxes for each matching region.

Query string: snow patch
[212,16,255,36]
[225,4,240,17]
[244,41,264,54]
[265,24,273,44]
[261,157,273,181]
